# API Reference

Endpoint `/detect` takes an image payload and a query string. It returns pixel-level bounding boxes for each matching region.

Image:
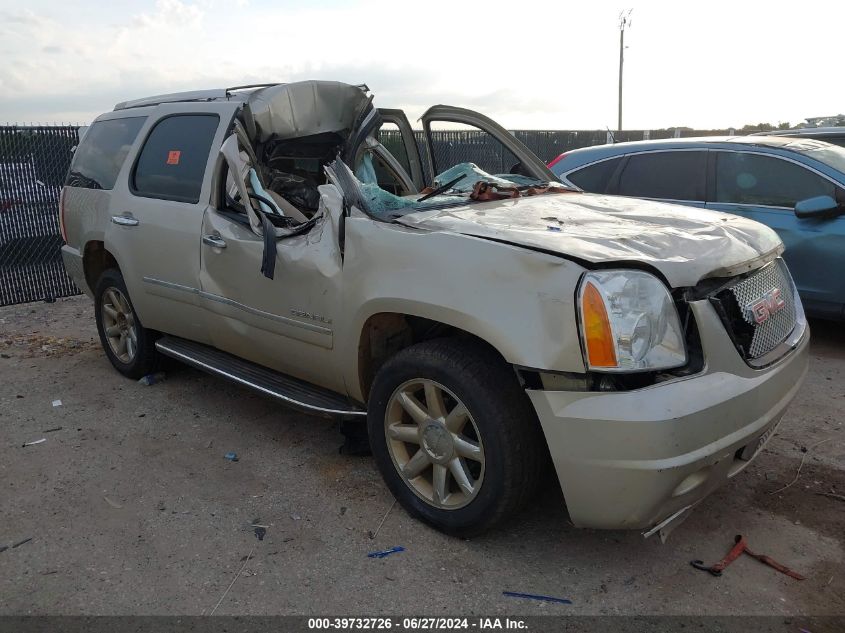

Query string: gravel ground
[0,296,843,617]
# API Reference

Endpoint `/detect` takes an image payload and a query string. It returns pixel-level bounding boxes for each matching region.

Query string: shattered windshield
[793,142,845,175]
[350,159,561,220]
[428,163,544,193]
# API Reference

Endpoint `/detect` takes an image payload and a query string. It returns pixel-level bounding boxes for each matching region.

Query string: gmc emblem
[745,288,786,324]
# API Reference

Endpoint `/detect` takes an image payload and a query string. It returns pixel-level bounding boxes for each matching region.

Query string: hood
[395,193,783,287]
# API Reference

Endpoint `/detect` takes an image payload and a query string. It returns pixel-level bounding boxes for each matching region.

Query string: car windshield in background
[352,159,552,219]
[792,142,845,175]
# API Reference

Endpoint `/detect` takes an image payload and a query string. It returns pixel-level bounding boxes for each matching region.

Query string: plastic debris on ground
[10,537,32,550]
[502,591,572,605]
[138,372,166,386]
[224,452,239,462]
[103,496,123,509]
[367,546,405,559]
[51,399,62,407]
[250,518,268,541]
[22,438,46,447]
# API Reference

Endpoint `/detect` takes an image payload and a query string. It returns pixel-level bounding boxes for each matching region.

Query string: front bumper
[527,299,809,531]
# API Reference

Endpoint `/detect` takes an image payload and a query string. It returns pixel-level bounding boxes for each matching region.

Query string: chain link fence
[380,128,733,184]
[1,124,735,307]
[1,126,79,306]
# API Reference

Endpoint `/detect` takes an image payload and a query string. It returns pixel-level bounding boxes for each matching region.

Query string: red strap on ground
[695,534,806,580]
[743,543,806,580]
[710,535,748,574]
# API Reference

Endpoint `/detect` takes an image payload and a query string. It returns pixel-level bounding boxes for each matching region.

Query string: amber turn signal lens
[581,281,617,368]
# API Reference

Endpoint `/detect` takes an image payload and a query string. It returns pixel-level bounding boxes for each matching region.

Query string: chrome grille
[730,258,797,359]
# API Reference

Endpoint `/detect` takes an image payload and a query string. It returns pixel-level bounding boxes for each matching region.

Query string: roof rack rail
[224,82,370,95]
[114,89,229,111]
[225,83,282,95]
[114,82,371,112]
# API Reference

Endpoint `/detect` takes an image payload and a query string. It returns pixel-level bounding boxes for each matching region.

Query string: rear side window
[714,152,837,207]
[132,114,219,203]
[567,157,622,193]
[617,151,707,201]
[65,117,146,190]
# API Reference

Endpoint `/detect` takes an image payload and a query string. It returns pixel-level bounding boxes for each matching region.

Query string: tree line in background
[655,114,845,135]
[738,113,845,133]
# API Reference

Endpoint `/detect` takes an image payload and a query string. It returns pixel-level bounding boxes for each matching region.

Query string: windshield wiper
[416,173,467,202]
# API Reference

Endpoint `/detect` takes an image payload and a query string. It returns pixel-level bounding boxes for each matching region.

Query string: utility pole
[618,9,633,133]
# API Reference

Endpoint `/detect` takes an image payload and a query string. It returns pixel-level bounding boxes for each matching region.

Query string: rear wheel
[367,338,545,536]
[94,269,158,379]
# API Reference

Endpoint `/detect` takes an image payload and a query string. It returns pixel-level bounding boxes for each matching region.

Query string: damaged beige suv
[60,81,809,537]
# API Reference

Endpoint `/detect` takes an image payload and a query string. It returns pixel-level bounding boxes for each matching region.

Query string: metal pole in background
[618,9,632,133]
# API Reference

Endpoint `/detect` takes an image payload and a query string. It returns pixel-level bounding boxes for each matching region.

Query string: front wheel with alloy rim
[94,269,159,379]
[367,338,546,536]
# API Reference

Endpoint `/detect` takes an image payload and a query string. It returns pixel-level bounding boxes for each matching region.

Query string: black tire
[94,268,159,379]
[367,338,546,536]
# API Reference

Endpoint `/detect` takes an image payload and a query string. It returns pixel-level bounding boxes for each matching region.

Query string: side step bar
[155,336,366,418]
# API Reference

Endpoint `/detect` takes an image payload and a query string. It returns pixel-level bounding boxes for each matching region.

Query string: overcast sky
[1,0,842,129]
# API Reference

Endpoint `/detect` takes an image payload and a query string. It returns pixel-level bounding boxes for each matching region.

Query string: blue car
[548,137,845,320]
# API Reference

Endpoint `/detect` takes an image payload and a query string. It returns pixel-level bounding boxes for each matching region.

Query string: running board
[155,336,366,418]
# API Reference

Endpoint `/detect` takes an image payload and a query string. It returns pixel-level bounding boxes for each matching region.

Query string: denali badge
[290,308,332,324]
[745,288,786,325]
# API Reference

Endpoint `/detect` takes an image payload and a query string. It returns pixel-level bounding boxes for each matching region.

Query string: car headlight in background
[578,270,687,372]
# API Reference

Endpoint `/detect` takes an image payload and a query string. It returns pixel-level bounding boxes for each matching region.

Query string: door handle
[111,215,139,227]
[203,234,227,249]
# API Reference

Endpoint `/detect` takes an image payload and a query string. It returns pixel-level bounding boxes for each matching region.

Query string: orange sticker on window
[166,150,181,165]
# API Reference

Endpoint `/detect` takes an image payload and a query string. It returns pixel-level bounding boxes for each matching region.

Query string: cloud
[0,9,42,26]
[129,0,204,30]
[0,0,841,129]
[0,0,615,125]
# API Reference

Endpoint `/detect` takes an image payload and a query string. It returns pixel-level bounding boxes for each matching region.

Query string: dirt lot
[0,296,843,617]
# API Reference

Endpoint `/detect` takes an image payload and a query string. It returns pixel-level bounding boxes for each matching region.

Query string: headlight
[577,270,687,372]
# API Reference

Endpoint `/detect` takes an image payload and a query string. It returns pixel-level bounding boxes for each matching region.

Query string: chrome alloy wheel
[384,379,485,509]
[100,287,138,363]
